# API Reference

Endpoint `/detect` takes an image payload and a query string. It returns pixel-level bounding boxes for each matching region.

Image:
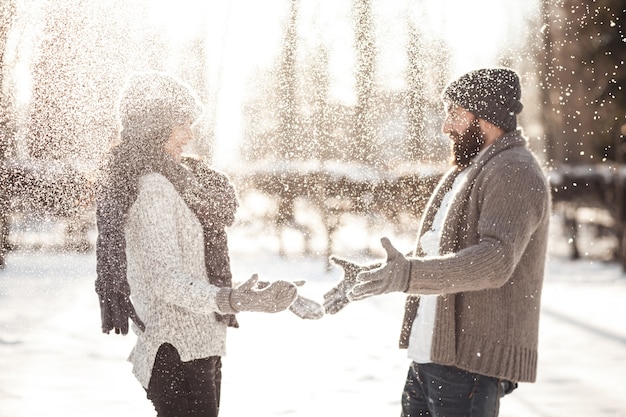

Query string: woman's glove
[348,237,410,301]
[323,256,380,314]
[217,274,297,314]
[255,279,324,320]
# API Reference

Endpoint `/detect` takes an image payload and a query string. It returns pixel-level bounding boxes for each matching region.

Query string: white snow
[1,215,625,417]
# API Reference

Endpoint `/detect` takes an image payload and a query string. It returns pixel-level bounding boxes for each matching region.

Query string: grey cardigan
[399,130,551,383]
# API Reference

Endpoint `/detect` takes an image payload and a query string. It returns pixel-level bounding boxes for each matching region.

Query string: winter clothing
[96,72,301,416]
[124,171,232,388]
[162,156,240,328]
[95,153,240,333]
[407,167,471,364]
[220,274,297,314]
[442,68,523,132]
[254,279,325,319]
[288,294,326,320]
[325,68,545,417]
[97,290,144,335]
[323,256,380,314]
[398,130,551,383]
[121,167,298,389]
[117,72,203,138]
[348,237,411,300]
[95,71,207,335]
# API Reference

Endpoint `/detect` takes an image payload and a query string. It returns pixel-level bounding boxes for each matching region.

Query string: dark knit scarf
[96,144,239,329]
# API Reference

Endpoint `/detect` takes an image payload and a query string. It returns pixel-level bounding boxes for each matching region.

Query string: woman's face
[164,122,194,161]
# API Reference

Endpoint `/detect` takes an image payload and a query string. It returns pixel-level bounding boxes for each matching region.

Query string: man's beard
[450,119,485,169]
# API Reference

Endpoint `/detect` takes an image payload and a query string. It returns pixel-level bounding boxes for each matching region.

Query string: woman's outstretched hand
[257,279,325,320]
[224,274,298,313]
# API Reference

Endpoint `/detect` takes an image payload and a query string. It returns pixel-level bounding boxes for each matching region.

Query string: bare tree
[297,44,334,161]
[352,0,377,166]
[276,0,299,160]
[405,25,426,162]
[0,0,16,267]
[541,0,626,266]
[404,25,449,164]
[540,0,625,164]
[174,33,216,160]
[0,0,15,160]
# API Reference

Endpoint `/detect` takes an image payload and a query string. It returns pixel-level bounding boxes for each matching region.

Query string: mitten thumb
[380,237,401,261]
[329,255,352,269]
[238,274,259,291]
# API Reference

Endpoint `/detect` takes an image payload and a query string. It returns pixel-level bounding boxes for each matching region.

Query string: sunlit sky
[5,0,540,167]
[145,0,540,166]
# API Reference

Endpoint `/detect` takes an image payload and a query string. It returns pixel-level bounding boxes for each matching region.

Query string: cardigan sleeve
[406,154,550,295]
[127,173,227,315]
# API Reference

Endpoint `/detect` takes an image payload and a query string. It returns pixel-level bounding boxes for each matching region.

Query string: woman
[95,72,304,416]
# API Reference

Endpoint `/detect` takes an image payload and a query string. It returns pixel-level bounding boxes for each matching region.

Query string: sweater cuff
[216,288,238,314]
[402,260,412,293]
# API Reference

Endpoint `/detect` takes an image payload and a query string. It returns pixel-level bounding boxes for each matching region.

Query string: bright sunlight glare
[4,0,541,167]
[146,0,540,167]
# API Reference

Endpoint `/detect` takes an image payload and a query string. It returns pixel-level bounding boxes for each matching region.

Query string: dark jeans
[146,343,222,417]
[401,362,513,417]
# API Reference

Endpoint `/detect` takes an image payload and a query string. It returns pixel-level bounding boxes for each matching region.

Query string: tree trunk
[0,0,16,267]
[277,0,299,160]
[353,0,376,166]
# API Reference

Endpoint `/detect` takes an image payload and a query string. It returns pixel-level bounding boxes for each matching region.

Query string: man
[325,68,551,416]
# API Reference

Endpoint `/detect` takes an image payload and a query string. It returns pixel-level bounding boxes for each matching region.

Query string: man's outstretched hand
[323,256,380,314]
[347,237,411,301]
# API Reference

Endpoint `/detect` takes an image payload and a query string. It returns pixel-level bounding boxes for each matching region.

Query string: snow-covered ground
[0,214,625,417]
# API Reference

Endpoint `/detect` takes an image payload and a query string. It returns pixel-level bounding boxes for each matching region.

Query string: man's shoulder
[490,139,545,174]
[479,145,549,194]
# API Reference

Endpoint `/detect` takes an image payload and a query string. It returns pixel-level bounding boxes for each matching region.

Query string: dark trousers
[146,343,222,417]
[401,362,509,417]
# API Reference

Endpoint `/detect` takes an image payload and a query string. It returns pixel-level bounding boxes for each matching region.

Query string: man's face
[442,103,485,168]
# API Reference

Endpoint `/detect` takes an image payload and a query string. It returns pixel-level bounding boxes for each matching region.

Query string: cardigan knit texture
[399,130,551,383]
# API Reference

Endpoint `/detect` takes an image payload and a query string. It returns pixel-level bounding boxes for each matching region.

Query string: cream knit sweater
[399,130,551,383]
[124,173,230,388]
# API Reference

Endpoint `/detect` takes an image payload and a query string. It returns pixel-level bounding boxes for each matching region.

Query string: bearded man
[325,68,551,417]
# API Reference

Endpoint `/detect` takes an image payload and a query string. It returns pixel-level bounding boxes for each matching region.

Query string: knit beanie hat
[442,68,523,132]
[117,71,203,139]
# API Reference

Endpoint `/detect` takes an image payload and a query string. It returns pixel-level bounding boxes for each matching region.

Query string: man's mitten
[289,295,325,320]
[323,256,380,314]
[99,290,145,335]
[348,237,411,301]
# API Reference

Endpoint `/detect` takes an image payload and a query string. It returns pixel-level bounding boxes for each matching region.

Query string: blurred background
[0,0,624,266]
[0,2,625,416]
